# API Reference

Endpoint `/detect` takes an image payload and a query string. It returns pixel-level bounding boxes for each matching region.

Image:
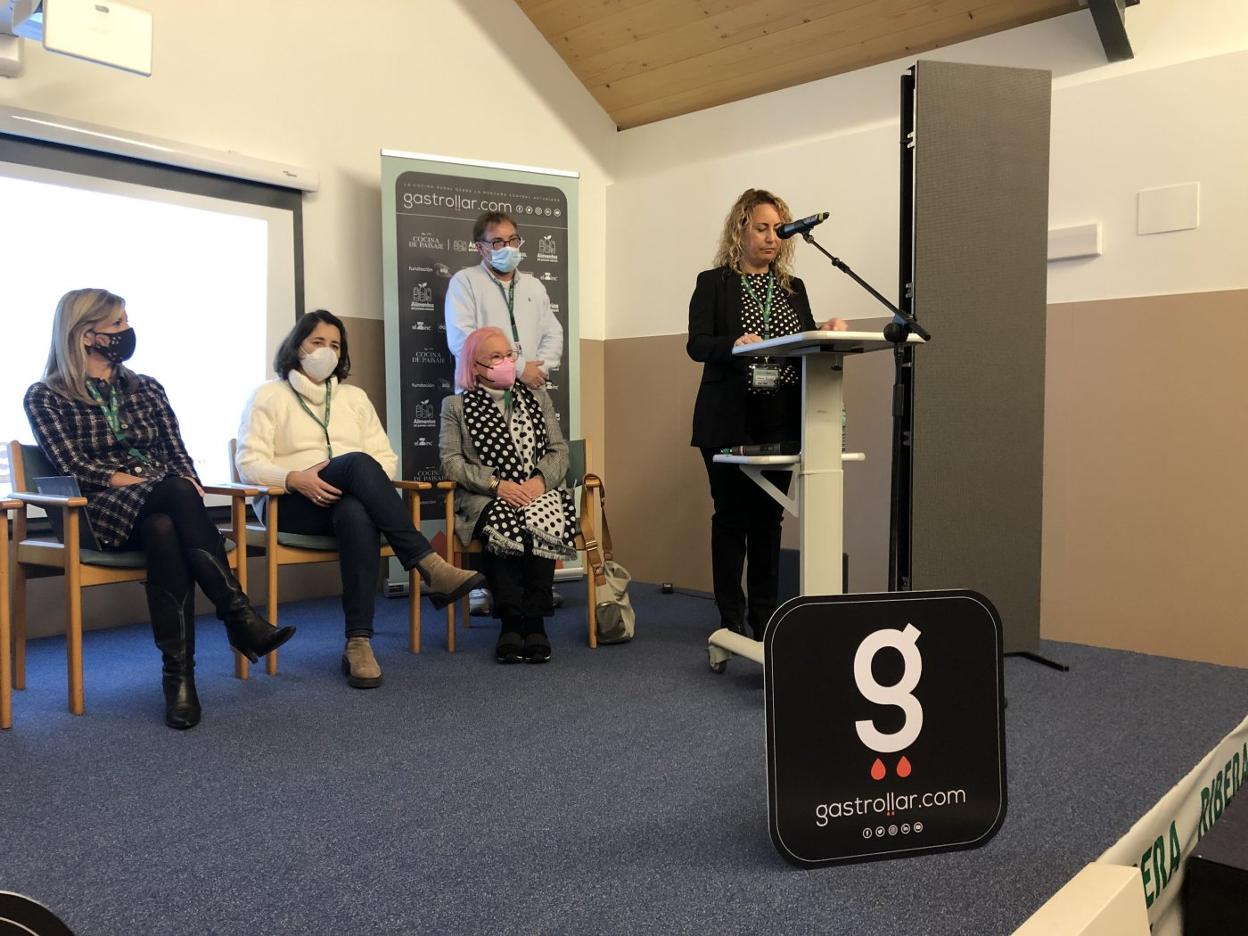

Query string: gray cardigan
[439,387,570,534]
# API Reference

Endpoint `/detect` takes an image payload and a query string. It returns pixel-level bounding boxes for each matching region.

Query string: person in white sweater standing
[236,309,483,688]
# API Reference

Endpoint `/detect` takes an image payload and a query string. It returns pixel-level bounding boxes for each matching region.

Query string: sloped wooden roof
[517,0,1083,129]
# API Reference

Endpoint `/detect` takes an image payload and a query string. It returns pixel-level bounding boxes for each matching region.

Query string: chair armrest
[10,491,88,509]
[435,481,455,491]
[583,477,602,490]
[201,483,264,498]
[392,480,433,492]
[1,498,22,511]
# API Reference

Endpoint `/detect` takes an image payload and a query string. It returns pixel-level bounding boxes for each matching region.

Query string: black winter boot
[496,617,524,664]
[186,547,295,662]
[522,616,551,664]
[146,582,201,730]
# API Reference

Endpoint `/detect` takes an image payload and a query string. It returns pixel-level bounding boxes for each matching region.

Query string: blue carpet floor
[1,584,1246,935]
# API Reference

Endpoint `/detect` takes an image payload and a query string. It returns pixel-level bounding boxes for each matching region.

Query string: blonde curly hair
[712,188,796,294]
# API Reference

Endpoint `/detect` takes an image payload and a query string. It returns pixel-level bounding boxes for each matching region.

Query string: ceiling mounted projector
[7,0,152,76]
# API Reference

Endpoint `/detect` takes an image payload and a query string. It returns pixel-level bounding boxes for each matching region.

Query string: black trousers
[473,513,555,621]
[700,385,798,638]
[123,476,231,602]
[701,450,791,638]
[268,452,434,638]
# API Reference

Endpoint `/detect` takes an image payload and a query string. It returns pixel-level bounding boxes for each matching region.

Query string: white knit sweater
[235,370,399,490]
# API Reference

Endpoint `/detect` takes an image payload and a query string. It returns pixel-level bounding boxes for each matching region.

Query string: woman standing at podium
[687,188,847,640]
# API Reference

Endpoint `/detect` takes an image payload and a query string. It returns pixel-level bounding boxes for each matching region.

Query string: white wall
[0,0,617,339]
[607,1,1248,339]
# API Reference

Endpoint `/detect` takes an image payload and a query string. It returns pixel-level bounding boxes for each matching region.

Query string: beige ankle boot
[416,553,486,610]
[342,637,382,689]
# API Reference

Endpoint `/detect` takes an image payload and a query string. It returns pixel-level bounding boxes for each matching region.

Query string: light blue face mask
[489,245,521,273]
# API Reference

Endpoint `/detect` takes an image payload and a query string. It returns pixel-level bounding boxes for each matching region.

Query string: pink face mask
[483,357,517,388]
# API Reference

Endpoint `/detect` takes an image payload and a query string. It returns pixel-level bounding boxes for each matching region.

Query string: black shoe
[522,618,552,664]
[496,629,525,665]
[146,583,202,730]
[186,547,296,662]
[523,632,552,664]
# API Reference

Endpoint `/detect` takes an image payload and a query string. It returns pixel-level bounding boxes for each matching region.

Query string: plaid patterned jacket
[24,373,200,549]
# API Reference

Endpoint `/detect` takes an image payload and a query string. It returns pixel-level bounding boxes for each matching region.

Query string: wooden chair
[2,497,21,729]
[227,441,441,675]
[445,438,606,649]
[6,440,256,716]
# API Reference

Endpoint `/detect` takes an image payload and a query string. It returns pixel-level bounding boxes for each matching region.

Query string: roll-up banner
[380,151,580,589]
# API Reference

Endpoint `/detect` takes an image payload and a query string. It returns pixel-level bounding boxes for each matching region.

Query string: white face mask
[300,346,339,382]
[489,245,521,274]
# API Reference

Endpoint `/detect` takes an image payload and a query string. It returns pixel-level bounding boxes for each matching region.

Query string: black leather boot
[186,547,295,662]
[146,582,201,730]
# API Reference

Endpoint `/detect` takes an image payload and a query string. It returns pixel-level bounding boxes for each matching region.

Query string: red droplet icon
[870,758,886,781]
[896,755,912,778]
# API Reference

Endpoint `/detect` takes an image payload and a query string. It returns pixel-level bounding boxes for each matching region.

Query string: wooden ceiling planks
[515,0,1082,129]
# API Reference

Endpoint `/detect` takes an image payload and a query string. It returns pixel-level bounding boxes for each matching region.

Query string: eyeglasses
[476,350,519,366]
[477,235,524,250]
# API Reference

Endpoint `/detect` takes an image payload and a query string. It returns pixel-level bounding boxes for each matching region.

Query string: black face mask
[87,327,137,364]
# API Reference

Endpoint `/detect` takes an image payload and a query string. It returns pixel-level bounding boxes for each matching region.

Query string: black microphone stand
[800,233,930,342]
[798,232,930,599]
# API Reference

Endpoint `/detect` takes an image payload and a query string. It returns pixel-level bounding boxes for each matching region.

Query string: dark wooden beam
[1088,0,1135,62]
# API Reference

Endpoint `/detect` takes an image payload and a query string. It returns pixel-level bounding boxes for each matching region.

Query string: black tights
[123,477,229,598]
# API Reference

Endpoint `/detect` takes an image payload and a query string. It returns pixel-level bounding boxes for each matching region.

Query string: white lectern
[707,330,924,671]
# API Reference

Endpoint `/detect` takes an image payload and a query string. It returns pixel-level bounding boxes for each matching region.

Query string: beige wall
[599,293,1248,667]
[1041,289,1248,666]
[602,326,895,595]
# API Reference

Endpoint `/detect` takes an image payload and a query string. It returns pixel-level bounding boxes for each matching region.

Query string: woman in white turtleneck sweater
[236,309,483,688]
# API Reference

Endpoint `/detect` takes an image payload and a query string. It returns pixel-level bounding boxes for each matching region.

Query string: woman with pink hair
[439,327,575,664]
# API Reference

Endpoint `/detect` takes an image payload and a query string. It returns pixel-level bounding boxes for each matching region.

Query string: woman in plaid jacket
[24,288,295,730]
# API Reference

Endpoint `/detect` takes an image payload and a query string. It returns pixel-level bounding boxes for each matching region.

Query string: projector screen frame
[0,132,306,521]
[0,132,306,319]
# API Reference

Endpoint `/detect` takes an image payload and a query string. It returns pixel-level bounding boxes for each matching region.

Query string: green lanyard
[86,380,151,467]
[741,273,776,340]
[291,380,334,459]
[490,274,522,347]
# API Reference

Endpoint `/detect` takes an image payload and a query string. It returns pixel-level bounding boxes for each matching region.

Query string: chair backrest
[566,439,587,489]
[227,438,241,483]
[8,440,100,549]
[6,439,43,493]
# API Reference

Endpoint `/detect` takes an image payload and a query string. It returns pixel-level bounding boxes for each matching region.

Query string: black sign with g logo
[764,590,1007,867]
[0,892,74,935]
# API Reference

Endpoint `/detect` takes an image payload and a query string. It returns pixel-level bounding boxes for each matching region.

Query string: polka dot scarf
[462,383,577,560]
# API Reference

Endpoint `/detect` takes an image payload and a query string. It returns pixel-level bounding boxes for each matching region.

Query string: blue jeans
[267,452,434,637]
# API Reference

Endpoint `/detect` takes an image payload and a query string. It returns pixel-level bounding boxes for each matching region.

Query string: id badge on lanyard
[742,274,779,391]
[493,276,524,358]
[749,363,781,389]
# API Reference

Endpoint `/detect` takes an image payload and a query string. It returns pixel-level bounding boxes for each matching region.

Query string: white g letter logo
[853,624,923,753]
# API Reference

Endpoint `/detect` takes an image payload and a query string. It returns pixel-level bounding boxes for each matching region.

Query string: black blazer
[686,266,817,448]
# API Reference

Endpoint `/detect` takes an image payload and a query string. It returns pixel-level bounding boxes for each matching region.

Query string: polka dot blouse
[739,271,802,392]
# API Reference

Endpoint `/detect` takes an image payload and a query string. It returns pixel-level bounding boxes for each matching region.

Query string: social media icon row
[862,821,924,839]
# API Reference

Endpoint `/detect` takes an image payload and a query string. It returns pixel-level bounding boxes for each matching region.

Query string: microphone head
[777,211,830,239]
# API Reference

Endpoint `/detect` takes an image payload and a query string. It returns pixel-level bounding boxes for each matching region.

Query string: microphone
[776,212,829,240]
